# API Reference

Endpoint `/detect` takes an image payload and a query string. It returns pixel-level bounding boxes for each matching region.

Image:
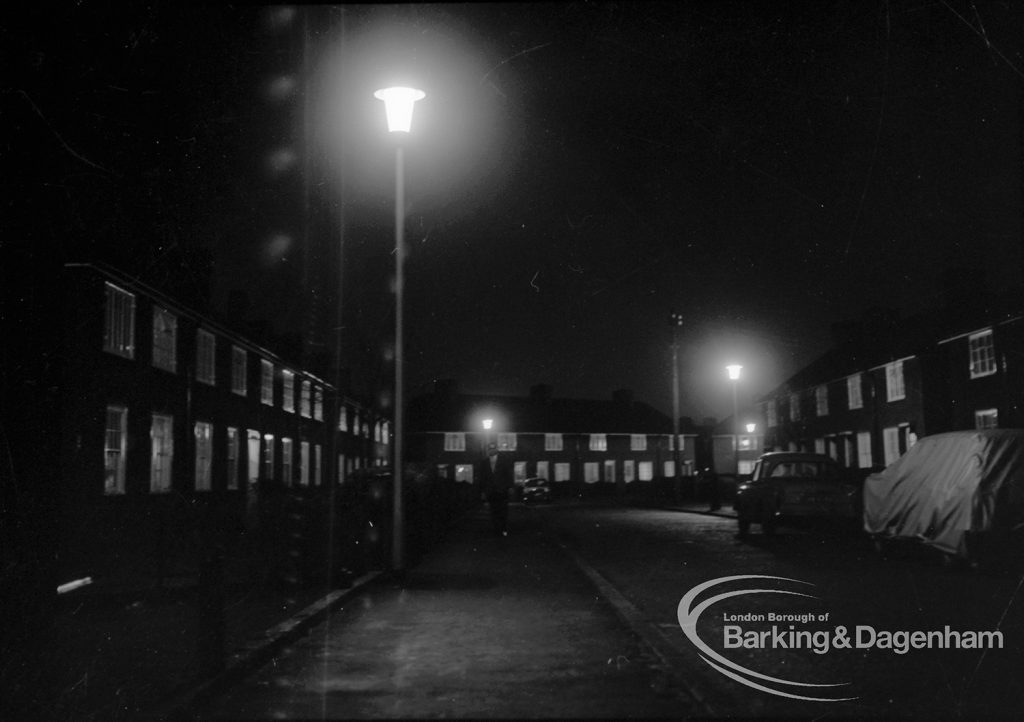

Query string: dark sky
[12,2,1023,422]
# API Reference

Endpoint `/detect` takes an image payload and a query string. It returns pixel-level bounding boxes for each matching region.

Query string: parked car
[863,430,1024,565]
[522,477,552,504]
[735,452,861,536]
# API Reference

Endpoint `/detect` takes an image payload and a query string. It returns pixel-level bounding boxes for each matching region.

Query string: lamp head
[374,86,425,133]
[726,364,743,381]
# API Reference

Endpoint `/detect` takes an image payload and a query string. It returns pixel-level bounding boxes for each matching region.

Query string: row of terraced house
[59,263,391,579]
[752,293,1024,473]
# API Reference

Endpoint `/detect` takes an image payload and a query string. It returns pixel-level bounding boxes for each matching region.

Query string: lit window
[765,400,778,428]
[226,427,240,490]
[544,434,563,451]
[630,434,647,451]
[196,330,216,385]
[584,462,599,483]
[194,421,213,491]
[281,438,293,486]
[789,393,801,421]
[263,434,275,482]
[969,330,997,379]
[536,461,550,480]
[339,406,349,432]
[638,461,653,482]
[886,361,906,401]
[883,427,900,465]
[300,441,310,486]
[975,408,998,429]
[314,444,322,486]
[282,370,295,412]
[589,434,607,451]
[604,460,616,483]
[260,360,274,405]
[314,387,323,421]
[152,307,177,373]
[738,435,757,451]
[104,405,127,495]
[150,413,174,493]
[497,433,517,451]
[300,380,311,417]
[444,433,466,451]
[816,385,828,416]
[623,460,635,483]
[104,282,136,359]
[231,346,247,396]
[847,374,863,410]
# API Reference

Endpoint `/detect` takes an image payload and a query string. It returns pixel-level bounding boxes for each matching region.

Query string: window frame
[196,329,216,385]
[104,405,128,495]
[444,433,466,452]
[282,370,295,412]
[886,360,906,402]
[847,374,863,410]
[260,360,274,406]
[194,421,213,492]
[150,413,174,494]
[103,282,136,359]
[975,408,999,429]
[231,346,247,396]
[151,306,178,373]
[969,330,997,379]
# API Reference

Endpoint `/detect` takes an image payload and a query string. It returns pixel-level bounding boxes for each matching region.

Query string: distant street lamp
[726,364,743,477]
[375,85,425,573]
[746,422,757,434]
[670,311,684,502]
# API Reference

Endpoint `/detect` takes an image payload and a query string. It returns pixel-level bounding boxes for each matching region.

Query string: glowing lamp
[374,86,425,133]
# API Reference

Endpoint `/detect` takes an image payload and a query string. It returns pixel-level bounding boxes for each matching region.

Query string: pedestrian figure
[480,442,512,536]
[703,467,722,512]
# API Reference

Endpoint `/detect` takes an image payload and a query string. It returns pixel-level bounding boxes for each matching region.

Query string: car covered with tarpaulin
[863,429,1024,560]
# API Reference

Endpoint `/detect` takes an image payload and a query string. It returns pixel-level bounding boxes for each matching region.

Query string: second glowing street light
[374,85,425,573]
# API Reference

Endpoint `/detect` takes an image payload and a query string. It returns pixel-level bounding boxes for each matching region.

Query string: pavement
[35,499,735,720]
[194,501,728,720]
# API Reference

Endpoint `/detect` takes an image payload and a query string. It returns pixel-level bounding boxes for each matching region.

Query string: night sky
[11,2,1023,422]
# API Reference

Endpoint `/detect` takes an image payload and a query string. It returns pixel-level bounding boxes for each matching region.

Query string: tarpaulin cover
[863,430,1024,556]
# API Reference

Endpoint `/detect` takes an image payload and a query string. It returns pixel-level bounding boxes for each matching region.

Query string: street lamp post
[726,364,742,477]
[670,311,684,502]
[482,418,493,453]
[374,86,425,573]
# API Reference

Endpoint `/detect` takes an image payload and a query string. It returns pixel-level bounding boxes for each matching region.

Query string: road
[196,501,1024,720]
[542,502,1024,719]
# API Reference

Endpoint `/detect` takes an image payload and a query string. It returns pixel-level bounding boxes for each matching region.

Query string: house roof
[408,388,697,436]
[763,289,1024,400]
